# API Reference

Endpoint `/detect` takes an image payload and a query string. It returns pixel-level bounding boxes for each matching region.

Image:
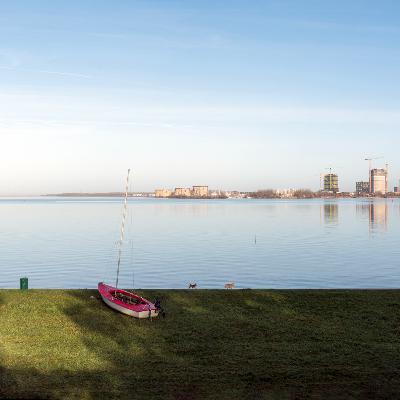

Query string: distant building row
[323,167,395,195]
[155,186,209,198]
[356,168,389,195]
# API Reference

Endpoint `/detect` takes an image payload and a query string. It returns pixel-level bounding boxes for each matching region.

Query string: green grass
[1,289,400,399]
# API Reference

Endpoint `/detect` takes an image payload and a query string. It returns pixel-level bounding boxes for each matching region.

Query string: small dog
[188,282,197,289]
[224,282,235,289]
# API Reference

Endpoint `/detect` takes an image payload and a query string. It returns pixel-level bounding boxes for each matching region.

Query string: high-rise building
[324,174,339,193]
[356,181,370,195]
[370,168,388,194]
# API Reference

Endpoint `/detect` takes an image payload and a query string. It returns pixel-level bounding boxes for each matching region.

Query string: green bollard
[20,277,28,290]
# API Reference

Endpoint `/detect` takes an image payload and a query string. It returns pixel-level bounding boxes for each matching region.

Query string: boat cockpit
[113,291,146,305]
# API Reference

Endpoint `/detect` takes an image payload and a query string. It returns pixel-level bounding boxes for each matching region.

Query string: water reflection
[323,203,339,224]
[0,198,399,289]
[369,202,388,232]
[356,203,368,217]
[356,201,388,232]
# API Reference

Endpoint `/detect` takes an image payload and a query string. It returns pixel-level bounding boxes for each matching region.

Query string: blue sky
[1,1,399,194]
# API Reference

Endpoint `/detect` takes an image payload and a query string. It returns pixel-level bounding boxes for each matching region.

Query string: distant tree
[250,189,279,199]
[293,189,315,199]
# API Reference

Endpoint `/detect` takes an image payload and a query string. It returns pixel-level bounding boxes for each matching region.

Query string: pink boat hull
[98,282,159,318]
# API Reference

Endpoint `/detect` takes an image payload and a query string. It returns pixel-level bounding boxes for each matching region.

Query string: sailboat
[98,169,159,318]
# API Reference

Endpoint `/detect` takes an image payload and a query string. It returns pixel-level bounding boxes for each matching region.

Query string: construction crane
[314,173,325,192]
[325,167,333,174]
[365,156,383,194]
[319,173,324,191]
[386,162,389,194]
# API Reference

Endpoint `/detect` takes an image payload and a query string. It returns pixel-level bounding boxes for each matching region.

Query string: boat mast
[116,168,130,289]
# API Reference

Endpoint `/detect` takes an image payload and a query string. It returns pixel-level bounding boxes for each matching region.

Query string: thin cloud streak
[0,66,93,79]
[88,30,229,49]
[1,103,400,127]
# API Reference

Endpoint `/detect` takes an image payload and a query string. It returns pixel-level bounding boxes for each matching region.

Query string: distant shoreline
[42,192,153,197]
[40,193,400,199]
[42,193,228,199]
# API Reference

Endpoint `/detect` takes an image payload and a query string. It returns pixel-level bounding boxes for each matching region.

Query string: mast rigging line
[129,176,135,292]
[116,168,131,289]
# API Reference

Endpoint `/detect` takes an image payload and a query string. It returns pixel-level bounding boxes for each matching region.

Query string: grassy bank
[1,289,400,399]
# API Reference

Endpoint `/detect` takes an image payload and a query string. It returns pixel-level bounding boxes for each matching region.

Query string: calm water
[0,197,399,289]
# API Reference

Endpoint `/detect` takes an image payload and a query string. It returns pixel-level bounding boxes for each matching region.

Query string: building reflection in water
[369,202,388,231]
[323,203,339,225]
[356,201,388,232]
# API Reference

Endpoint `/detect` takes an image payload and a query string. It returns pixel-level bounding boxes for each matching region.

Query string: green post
[20,277,28,290]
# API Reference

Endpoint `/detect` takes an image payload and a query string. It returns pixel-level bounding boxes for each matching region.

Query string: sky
[1,0,399,194]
